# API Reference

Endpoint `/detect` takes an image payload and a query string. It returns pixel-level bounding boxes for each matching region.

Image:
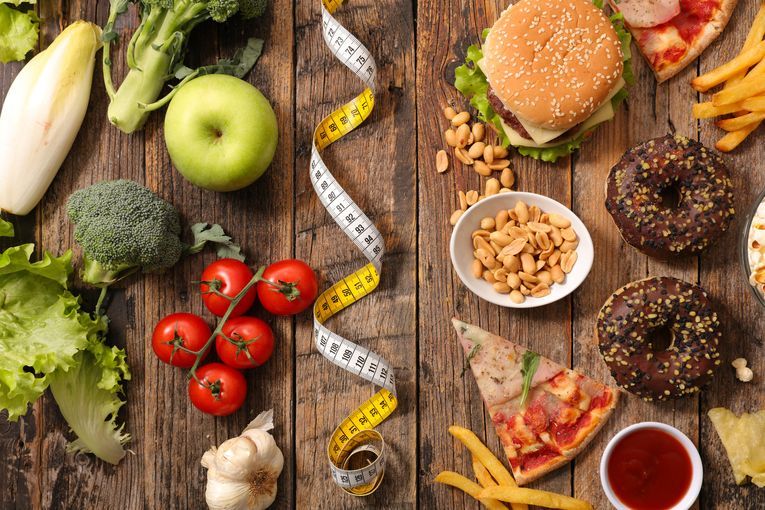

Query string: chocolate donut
[596,277,721,401]
[605,134,734,258]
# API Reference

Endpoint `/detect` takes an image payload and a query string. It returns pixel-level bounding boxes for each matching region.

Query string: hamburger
[455,0,633,162]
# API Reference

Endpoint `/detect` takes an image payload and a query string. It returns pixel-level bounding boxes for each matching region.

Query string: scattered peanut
[500,168,515,188]
[450,209,463,225]
[436,150,449,173]
[445,129,457,147]
[467,201,579,302]
[456,123,471,148]
[443,106,457,120]
[474,160,491,176]
[452,111,470,126]
[455,148,474,165]
[483,145,495,164]
[472,123,485,143]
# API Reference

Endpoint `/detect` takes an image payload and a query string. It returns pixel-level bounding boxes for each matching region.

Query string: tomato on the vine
[216,316,275,369]
[200,259,258,318]
[151,313,211,368]
[256,259,319,315]
[188,363,247,416]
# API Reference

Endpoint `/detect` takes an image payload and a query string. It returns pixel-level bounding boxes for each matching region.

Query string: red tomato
[200,259,258,318]
[151,313,211,368]
[216,316,275,369]
[256,259,319,315]
[188,363,247,416]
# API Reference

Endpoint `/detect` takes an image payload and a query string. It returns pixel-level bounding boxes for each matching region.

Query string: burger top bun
[482,0,623,131]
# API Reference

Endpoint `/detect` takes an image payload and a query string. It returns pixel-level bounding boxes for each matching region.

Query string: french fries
[448,425,527,510]
[472,455,499,488]
[716,111,765,131]
[438,425,595,510]
[692,2,765,151]
[691,41,765,92]
[479,486,594,510]
[448,426,517,486]
[434,471,508,510]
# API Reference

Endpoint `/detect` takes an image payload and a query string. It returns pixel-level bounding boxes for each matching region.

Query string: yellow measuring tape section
[312,0,397,496]
[314,87,375,150]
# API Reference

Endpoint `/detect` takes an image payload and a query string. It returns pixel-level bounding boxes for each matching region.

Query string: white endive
[202,409,284,510]
[0,21,102,216]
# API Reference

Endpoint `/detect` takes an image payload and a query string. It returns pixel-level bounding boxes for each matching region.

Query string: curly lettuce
[49,339,131,465]
[0,218,13,237]
[0,243,131,464]
[0,2,38,64]
[454,1,633,163]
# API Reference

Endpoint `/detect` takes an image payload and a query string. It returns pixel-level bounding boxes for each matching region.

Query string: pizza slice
[609,0,739,82]
[453,318,619,485]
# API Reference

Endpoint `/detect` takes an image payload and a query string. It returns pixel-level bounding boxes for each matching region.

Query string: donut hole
[658,184,682,210]
[647,325,675,352]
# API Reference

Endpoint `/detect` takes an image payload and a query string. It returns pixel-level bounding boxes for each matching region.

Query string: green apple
[164,74,278,192]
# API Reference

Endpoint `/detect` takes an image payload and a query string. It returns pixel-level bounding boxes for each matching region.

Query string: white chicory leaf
[0,20,101,215]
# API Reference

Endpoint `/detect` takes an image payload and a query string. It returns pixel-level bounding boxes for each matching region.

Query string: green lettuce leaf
[0,245,103,420]
[0,218,13,237]
[0,0,38,6]
[49,338,131,465]
[453,1,634,162]
[0,4,38,64]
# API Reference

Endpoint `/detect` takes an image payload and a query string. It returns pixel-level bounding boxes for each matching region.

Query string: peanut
[436,150,449,173]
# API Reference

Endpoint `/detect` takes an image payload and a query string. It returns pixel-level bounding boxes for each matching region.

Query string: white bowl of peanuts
[450,192,594,308]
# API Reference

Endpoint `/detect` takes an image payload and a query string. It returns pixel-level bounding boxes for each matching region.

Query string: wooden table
[1,0,764,508]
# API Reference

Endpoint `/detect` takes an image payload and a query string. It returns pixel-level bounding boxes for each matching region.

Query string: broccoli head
[67,180,185,287]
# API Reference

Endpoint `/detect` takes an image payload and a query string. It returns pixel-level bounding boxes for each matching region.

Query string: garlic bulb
[201,409,284,510]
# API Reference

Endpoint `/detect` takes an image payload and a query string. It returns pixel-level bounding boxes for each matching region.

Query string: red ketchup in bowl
[606,427,693,510]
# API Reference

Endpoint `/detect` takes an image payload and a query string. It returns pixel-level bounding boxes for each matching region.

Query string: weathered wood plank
[698,2,765,508]
[416,2,573,508]
[571,8,708,507]
[137,4,295,509]
[293,0,417,508]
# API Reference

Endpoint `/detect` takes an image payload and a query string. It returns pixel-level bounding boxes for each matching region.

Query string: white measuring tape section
[310,0,399,497]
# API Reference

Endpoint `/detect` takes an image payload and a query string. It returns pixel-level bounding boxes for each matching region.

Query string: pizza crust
[654,0,739,82]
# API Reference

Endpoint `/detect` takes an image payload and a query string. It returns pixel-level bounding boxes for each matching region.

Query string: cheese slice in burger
[455,0,633,162]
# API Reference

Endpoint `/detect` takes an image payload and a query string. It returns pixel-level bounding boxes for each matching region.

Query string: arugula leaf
[0,4,38,64]
[453,0,634,162]
[0,218,13,237]
[520,350,541,408]
[188,223,245,261]
[461,343,482,377]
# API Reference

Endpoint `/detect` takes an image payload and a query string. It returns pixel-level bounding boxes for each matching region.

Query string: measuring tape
[311,0,397,496]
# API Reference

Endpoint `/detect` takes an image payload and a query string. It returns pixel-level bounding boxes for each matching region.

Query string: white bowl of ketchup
[600,422,703,510]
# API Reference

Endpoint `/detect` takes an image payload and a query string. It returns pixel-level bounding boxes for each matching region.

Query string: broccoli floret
[239,0,268,19]
[102,0,270,133]
[67,180,185,287]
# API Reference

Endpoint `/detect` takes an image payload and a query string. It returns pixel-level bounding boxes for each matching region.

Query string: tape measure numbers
[311,0,398,496]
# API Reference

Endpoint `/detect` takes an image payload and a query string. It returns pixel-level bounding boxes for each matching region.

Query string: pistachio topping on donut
[605,134,735,258]
[596,277,721,401]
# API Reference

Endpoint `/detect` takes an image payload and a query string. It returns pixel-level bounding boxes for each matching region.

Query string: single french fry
[479,486,593,510]
[692,101,743,119]
[473,455,499,488]
[449,426,528,510]
[713,77,765,106]
[692,41,765,92]
[435,471,508,510]
[741,96,765,111]
[716,121,762,152]
[725,2,765,88]
[716,112,765,131]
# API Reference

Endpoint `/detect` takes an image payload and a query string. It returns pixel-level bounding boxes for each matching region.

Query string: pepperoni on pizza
[610,0,739,82]
[453,319,619,485]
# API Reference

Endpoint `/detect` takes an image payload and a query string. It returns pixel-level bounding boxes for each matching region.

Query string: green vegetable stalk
[102,0,268,133]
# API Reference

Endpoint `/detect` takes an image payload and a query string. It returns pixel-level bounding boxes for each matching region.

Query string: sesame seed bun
[482,0,624,131]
